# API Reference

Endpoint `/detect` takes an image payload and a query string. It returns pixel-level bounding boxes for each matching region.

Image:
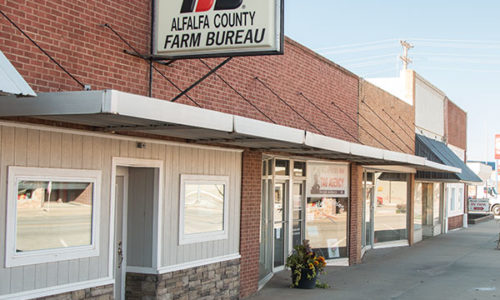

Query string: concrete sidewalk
[249,220,500,300]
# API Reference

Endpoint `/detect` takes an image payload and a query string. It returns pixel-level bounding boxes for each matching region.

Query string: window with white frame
[447,183,464,217]
[179,175,229,245]
[6,167,101,267]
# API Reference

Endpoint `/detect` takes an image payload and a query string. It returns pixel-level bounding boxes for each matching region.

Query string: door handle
[117,241,123,269]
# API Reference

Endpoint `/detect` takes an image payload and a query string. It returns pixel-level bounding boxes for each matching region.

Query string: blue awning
[415,134,482,183]
[0,50,36,97]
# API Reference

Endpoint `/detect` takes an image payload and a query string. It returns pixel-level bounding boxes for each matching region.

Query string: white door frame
[115,167,129,300]
[109,157,164,297]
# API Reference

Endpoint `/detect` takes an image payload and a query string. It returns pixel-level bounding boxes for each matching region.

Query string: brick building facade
[0,1,472,299]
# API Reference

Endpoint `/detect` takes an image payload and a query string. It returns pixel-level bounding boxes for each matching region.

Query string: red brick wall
[445,98,467,150]
[359,80,415,154]
[239,150,262,298]
[349,163,363,265]
[0,1,359,142]
[448,215,463,231]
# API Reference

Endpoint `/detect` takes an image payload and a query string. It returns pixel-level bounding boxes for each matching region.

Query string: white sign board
[154,0,284,59]
[468,198,490,213]
[306,163,349,198]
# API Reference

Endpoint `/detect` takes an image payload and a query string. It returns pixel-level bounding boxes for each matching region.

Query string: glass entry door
[362,172,374,248]
[273,181,289,269]
[292,182,305,248]
[259,160,273,281]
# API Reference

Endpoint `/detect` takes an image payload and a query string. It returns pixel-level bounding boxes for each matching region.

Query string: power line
[255,77,325,135]
[314,39,398,51]
[198,59,276,124]
[338,53,400,64]
[408,38,500,44]
[320,44,397,56]
[298,92,361,143]
[0,9,86,89]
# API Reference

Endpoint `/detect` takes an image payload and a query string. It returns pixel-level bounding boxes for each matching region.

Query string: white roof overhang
[0,89,459,173]
[0,50,36,97]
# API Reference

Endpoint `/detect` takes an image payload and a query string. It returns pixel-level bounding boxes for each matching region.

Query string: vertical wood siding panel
[25,130,39,167]
[203,150,210,260]
[49,132,62,168]
[235,152,242,254]
[127,140,137,159]
[171,146,180,265]
[88,137,102,280]
[38,131,51,168]
[72,135,83,169]
[163,145,173,266]
[99,137,112,278]
[119,140,129,157]
[68,260,79,283]
[14,127,27,166]
[46,263,57,288]
[1,127,13,294]
[57,261,69,285]
[10,268,23,293]
[60,133,72,168]
[26,130,40,167]
[81,136,93,281]
[34,264,46,289]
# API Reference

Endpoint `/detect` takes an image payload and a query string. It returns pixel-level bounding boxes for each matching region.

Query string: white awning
[0,89,460,173]
[0,50,36,97]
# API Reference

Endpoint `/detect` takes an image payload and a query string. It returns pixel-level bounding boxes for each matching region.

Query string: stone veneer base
[35,284,114,300]
[126,258,240,300]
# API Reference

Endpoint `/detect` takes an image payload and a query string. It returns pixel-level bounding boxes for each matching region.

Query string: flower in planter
[285,240,327,288]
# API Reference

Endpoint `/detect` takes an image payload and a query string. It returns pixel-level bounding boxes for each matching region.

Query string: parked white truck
[468,186,500,216]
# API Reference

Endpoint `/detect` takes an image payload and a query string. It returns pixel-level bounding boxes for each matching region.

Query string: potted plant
[286,240,327,289]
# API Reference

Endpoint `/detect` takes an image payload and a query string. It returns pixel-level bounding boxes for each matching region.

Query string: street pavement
[249,219,500,300]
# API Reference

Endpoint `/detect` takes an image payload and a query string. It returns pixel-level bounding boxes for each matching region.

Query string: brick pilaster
[239,150,262,298]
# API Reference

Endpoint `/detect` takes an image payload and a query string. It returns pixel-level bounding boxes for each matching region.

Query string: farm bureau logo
[181,0,243,13]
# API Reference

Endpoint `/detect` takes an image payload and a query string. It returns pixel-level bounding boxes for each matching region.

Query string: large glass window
[374,173,408,243]
[6,167,101,267]
[179,175,229,244]
[16,181,94,252]
[306,197,349,259]
[414,182,422,230]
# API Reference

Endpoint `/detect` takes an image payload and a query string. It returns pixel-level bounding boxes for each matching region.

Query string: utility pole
[400,40,414,70]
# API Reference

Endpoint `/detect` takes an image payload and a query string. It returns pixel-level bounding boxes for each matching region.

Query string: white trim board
[5,167,102,267]
[109,158,164,280]
[157,253,240,274]
[0,277,113,300]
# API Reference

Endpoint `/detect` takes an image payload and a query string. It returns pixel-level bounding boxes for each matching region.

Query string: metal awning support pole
[171,57,232,102]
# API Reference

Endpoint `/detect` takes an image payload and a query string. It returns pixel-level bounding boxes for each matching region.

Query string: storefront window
[306,197,348,259]
[275,160,290,176]
[433,183,441,225]
[293,161,306,177]
[374,173,408,243]
[414,182,422,230]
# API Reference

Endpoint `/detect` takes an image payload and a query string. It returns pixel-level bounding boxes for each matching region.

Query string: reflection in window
[16,181,93,252]
[374,174,408,243]
[275,160,289,176]
[184,183,225,234]
[306,197,348,259]
[414,182,422,230]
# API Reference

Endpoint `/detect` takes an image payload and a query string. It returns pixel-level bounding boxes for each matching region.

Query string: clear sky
[284,0,500,162]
